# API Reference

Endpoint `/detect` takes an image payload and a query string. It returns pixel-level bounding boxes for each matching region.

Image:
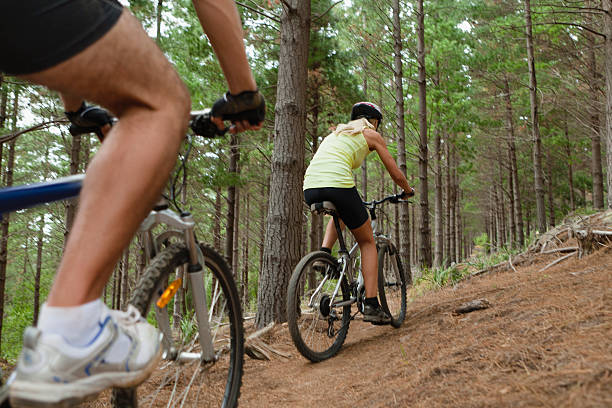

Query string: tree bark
[0,88,18,353]
[604,0,612,209]
[445,138,452,262]
[33,215,45,326]
[391,0,411,271]
[242,192,250,310]
[564,120,576,211]
[226,133,239,271]
[416,0,431,267]
[524,0,546,231]
[214,186,222,252]
[64,132,82,242]
[256,0,310,327]
[546,151,555,227]
[503,77,524,246]
[587,0,604,209]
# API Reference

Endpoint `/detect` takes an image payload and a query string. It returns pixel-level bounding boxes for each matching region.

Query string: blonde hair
[334,118,375,136]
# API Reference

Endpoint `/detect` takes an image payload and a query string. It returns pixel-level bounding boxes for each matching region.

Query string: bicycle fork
[139,209,216,363]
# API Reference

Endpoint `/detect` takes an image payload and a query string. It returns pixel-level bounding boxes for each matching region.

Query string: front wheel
[377,244,408,328]
[112,243,244,408]
[287,251,351,362]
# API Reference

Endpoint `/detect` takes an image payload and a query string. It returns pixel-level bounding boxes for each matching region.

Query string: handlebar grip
[190,110,227,138]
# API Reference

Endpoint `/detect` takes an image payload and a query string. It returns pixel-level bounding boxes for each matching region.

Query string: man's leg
[9,9,189,405]
[21,10,190,307]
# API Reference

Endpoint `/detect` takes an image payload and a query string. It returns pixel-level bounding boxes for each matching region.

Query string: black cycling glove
[211,89,265,125]
[65,102,113,141]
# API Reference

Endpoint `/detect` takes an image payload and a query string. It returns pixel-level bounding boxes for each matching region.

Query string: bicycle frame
[310,195,407,312]
[0,173,217,364]
[0,174,84,216]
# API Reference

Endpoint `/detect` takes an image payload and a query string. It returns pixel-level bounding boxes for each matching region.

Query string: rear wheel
[287,251,351,362]
[112,242,243,408]
[377,244,408,328]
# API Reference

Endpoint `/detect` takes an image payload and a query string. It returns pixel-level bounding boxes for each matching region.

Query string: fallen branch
[454,298,491,314]
[538,252,576,272]
[541,247,578,254]
[244,322,290,361]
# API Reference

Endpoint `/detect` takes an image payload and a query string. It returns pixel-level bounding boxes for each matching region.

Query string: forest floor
[3,215,611,407]
[88,217,611,408]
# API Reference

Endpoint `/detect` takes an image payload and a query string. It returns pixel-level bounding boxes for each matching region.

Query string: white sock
[38,300,133,364]
[38,299,105,347]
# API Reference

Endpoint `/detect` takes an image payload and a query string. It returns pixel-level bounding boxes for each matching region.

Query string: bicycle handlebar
[362,193,412,208]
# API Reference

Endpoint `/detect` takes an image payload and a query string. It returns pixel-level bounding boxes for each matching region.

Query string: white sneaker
[9,305,162,407]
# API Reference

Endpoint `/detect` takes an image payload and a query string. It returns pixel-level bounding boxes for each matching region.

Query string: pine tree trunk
[0,88,18,353]
[361,52,368,201]
[524,0,546,231]
[391,0,411,271]
[604,0,612,209]
[503,77,524,246]
[33,216,44,325]
[64,132,82,243]
[120,249,129,310]
[507,148,516,248]
[416,0,432,268]
[233,186,240,279]
[445,139,452,262]
[242,193,250,310]
[546,152,555,227]
[587,0,604,209]
[433,124,444,267]
[214,187,222,252]
[226,133,239,271]
[564,120,576,211]
[256,0,310,327]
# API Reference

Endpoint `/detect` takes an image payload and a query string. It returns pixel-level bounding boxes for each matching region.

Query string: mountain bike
[0,110,243,408]
[287,194,410,362]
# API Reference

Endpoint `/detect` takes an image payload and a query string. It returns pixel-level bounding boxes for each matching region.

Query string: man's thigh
[3,1,185,116]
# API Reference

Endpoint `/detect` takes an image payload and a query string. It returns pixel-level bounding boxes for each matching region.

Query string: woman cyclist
[303,102,414,324]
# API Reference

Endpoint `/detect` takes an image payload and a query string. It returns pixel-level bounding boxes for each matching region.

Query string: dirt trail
[105,242,611,408]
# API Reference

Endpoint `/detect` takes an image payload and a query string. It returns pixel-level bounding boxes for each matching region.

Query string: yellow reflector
[156,278,182,308]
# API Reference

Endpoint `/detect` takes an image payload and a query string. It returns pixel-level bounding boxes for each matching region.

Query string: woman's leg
[350,220,378,298]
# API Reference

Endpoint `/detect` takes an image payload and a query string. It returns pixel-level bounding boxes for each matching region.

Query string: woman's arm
[363,128,414,194]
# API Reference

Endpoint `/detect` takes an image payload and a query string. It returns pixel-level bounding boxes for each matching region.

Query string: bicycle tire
[112,243,244,408]
[287,251,351,362]
[377,244,408,328]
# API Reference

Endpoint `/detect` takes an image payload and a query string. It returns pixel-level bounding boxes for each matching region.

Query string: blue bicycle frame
[0,174,84,217]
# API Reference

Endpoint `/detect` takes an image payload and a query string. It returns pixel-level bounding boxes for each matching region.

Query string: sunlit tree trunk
[391,0,411,271]
[587,0,604,209]
[564,120,576,211]
[0,88,18,353]
[524,0,546,231]
[503,77,524,246]
[64,132,81,244]
[257,0,310,327]
[226,133,239,271]
[604,0,612,209]
[33,215,44,326]
[416,0,431,267]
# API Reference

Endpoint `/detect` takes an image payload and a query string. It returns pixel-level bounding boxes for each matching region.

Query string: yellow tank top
[303,119,373,189]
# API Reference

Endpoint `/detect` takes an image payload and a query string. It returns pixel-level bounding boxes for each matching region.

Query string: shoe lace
[112,305,143,326]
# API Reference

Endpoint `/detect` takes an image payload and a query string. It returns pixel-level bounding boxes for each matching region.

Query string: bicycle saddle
[310,201,337,216]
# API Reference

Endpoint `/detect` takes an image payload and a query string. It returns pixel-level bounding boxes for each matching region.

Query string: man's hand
[65,102,113,141]
[210,89,265,134]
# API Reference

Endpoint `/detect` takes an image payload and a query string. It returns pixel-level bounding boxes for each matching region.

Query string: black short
[0,0,123,75]
[304,187,368,230]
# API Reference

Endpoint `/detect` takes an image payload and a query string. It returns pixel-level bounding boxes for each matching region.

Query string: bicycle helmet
[350,101,383,124]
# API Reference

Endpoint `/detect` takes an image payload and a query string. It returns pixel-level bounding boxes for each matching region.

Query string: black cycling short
[0,0,123,75]
[304,187,369,230]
